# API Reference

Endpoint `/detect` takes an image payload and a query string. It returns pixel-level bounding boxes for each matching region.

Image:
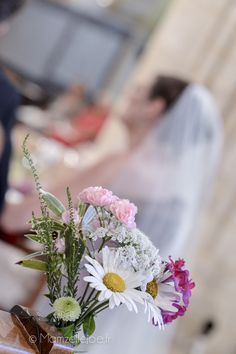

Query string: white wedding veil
[111,84,223,258]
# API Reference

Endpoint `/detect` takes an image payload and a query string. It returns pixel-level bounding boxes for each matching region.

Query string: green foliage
[41,190,66,216]
[83,315,96,337]
[64,187,84,298]
[59,324,76,340]
[25,233,44,244]
[17,259,48,271]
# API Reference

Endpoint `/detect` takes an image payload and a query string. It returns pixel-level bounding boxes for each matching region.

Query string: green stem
[80,283,90,305]
[86,289,96,303]
[98,236,111,252]
[77,300,109,327]
[94,304,109,316]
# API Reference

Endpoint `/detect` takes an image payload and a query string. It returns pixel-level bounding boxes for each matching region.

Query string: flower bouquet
[17,137,195,351]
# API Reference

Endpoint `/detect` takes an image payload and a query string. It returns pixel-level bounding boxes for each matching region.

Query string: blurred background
[0,0,235,353]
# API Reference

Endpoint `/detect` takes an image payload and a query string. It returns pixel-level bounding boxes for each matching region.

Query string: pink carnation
[109,198,137,229]
[78,187,113,207]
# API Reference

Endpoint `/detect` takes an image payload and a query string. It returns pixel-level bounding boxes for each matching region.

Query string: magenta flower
[161,304,186,324]
[160,258,195,324]
[62,208,80,224]
[109,198,137,229]
[78,186,113,207]
[167,258,195,306]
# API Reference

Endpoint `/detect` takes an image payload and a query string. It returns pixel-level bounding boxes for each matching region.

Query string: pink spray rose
[78,187,113,207]
[109,198,138,229]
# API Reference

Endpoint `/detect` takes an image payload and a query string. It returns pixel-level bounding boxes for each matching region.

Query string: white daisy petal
[85,264,103,280]
[85,256,105,276]
[109,295,116,309]
[83,276,98,283]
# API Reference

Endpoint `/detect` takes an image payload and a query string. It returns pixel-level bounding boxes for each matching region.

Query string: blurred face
[122,86,166,128]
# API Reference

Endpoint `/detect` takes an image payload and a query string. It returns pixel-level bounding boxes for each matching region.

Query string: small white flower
[84,247,147,313]
[117,229,163,278]
[89,227,107,241]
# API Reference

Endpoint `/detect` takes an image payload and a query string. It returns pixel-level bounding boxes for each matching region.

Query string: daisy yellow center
[103,272,126,292]
[146,279,159,299]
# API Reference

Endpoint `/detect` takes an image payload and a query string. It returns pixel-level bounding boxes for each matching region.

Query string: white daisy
[144,270,180,329]
[83,247,146,313]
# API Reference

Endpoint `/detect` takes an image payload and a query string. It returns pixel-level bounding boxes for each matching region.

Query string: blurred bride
[110,76,223,258]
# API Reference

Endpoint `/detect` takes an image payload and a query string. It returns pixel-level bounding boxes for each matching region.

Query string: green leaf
[16,259,48,272]
[83,315,96,337]
[79,202,88,218]
[41,189,66,216]
[23,251,44,260]
[50,221,65,231]
[59,324,75,339]
[25,234,44,244]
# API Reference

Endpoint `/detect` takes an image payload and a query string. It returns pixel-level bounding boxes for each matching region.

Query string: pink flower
[62,208,80,224]
[78,187,113,207]
[55,238,65,254]
[109,198,137,229]
[161,304,187,324]
[167,257,195,307]
[156,257,195,325]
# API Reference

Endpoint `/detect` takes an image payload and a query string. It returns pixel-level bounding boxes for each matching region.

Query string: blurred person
[0,70,21,215]
[109,76,223,258]
[0,124,4,155]
[0,0,24,216]
[0,0,25,22]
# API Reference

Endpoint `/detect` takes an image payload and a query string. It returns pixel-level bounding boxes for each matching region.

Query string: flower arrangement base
[8,305,74,354]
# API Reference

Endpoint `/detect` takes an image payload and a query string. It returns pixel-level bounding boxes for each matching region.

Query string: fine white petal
[83,276,98,283]
[85,256,105,276]
[84,264,102,280]
[109,295,116,309]
[113,293,121,307]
